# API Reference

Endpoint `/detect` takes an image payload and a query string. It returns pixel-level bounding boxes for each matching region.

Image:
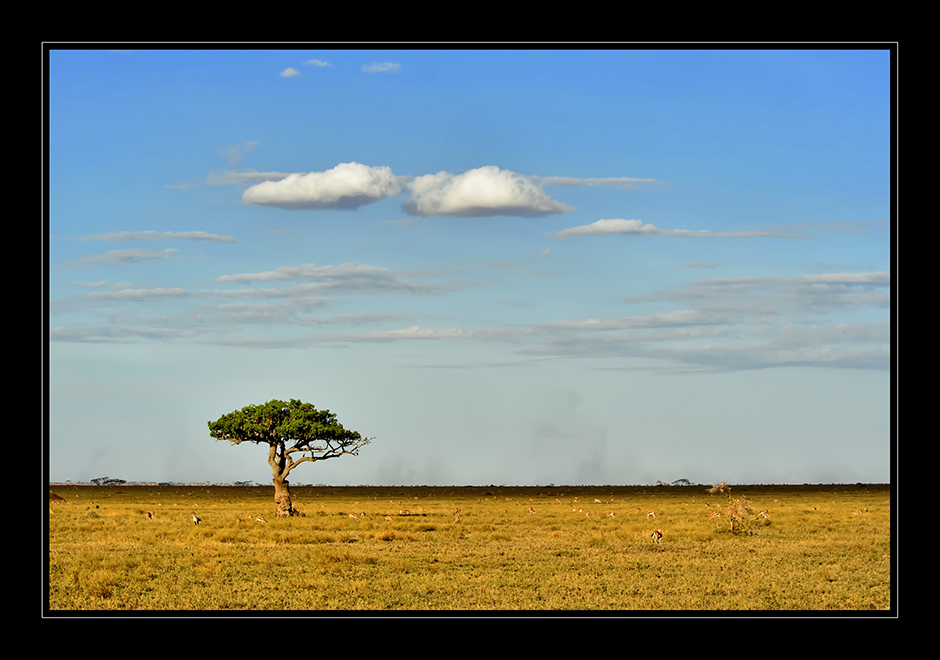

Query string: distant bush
[90,477,126,486]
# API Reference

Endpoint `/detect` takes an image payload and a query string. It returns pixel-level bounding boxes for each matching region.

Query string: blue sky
[47,47,893,486]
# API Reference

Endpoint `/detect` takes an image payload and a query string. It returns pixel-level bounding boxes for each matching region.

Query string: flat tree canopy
[208,399,371,516]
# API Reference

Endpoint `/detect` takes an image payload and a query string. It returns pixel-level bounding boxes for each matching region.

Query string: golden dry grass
[46,483,892,612]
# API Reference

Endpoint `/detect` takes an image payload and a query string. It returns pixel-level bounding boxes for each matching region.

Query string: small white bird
[192,512,201,526]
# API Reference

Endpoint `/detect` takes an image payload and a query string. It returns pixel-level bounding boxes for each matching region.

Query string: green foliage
[90,477,126,486]
[208,399,369,458]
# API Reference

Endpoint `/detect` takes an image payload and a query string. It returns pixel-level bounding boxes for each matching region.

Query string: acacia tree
[208,399,372,517]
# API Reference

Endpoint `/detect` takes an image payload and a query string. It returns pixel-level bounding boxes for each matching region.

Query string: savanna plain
[46,484,892,611]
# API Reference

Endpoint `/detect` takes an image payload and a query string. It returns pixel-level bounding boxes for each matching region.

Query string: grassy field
[46,483,892,612]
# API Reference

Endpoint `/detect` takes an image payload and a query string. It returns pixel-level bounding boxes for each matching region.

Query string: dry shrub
[708,480,731,496]
[726,496,755,535]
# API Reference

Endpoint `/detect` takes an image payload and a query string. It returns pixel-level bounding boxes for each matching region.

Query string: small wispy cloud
[362,62,401,73]
[553,219,803,239]
[74,231,238,243]
[280,67,301,78]
[78,248,178,266]
[50,324,194,343]
[214,262,454,296]
[533,176,663,189]
[84,287,189,300]
[304,59,334,67]
[219,140,260,166]
[206,170,294,185]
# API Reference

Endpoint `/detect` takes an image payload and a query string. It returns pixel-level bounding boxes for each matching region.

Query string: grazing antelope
[399,509,410,516]
[758,509,770,519]
[528,507,536,514]
[607,511,615,518]
[348,513,360,519]
[256,516,267,524]
[708,511,721,519]
[647,511,656,518]
[454,512,460,523]
[650,529,663,543]
[146,511,155,519]
[594,499,602,504]
[192,513,201,526]
[385,515,393,522]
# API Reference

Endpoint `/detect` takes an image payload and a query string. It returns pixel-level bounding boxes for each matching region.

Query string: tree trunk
[274,477,296,517]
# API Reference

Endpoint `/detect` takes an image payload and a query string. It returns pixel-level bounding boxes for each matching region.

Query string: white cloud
[304,59,334,67]
[280,68,301,78]
[553,219,803,239]
[402,166,573,218]
[241,162,402,210]
[363,62,401,73]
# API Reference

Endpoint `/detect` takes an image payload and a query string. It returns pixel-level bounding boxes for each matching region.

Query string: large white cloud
[402,166,573,217]
[242,162,402,210]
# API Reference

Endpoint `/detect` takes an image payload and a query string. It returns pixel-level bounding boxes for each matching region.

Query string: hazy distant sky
[47,47,893,487]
